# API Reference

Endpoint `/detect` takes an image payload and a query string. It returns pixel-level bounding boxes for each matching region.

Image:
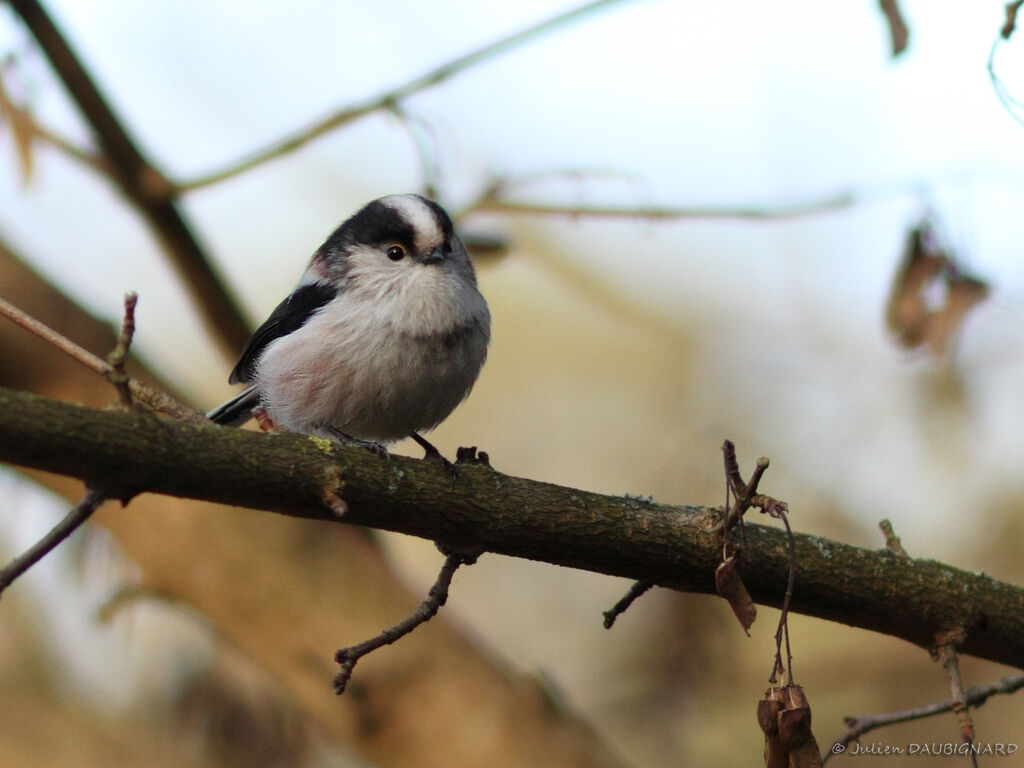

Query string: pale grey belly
[259,322,486,442]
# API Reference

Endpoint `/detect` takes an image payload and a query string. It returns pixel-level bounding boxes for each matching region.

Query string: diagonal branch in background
[6,0,251,358]
[464,187,858,222]
[177,0,631,192]
[0,487,105,596]
[1,385,1023,674]
[824,672,1024,761]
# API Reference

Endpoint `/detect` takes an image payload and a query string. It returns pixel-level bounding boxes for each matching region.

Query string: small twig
[0,295,204,422]
[602,578,657,628]
[178,0,629,192]
[824,673,1024,762]
[0,488,106,598]
[719,442,796,681]
[333,551,476,694]
[936,630,978,767]
[878,518,909,557]
[719,440,770,532]
[766,502,796,685]
[105,292,137,406]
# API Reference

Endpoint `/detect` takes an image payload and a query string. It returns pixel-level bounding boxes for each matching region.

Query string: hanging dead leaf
[922,274,989,357]
[758,688,788,768]
[886,227,944,347]
[885,223,989,357]
[0,70,36,185]
[759,685,823,768]
[778,685,822,768]
[878,0,910,57]
[715,555,756,634]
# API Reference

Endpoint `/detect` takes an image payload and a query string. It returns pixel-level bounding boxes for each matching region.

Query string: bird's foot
[410,433,457,479]
[327,428,390,460]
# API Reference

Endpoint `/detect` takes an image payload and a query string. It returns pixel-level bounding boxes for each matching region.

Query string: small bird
[207,194,490,464]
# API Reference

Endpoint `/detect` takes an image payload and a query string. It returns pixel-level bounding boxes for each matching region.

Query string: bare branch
[463,187,858,222]
[0,295,203,422]
[0,488,106,597]
[1,386,1023,673]
[825,674,1024,762]
[935,631,978,766]
[177,0,632,192]
[333,551,476,694]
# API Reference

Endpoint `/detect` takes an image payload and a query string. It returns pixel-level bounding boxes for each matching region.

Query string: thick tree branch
[1,386,1022,672]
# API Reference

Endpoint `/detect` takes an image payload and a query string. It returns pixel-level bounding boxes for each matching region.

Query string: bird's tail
[206,385,260,427]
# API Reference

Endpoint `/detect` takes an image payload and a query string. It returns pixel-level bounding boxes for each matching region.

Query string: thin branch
[0,56,110,176]
[602,578,657,628]
[0,296,203,422]
[2,386,1024,672]
[0,294,109,376]
[7,0,252,358]
[936,631,978,767]
[177,0,631,192]
[30,119,109,175]
[825,674,1024,762]
[988,4,1024,128]
[464,188,859,222]
[333,551,475,694]
[0,488,106,597]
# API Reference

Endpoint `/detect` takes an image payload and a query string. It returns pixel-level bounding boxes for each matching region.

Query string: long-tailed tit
[207,194,490,463]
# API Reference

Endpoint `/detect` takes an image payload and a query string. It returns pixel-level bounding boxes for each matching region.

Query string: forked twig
[0,295,202,422]
[333,551,477,694]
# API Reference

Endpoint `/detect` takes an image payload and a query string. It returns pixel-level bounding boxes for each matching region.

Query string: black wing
[228,281,338,384]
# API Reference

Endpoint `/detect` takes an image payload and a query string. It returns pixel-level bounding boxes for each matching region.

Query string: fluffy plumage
[207,194,490,444]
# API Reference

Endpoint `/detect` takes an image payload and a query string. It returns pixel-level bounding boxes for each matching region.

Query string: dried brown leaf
[922,275,990,356]
[715,555,756,635]
[759,685,823,768]
[878,0,910,57]
[758,690,788,768]
[886,224,989,356]
[0,72,36,185]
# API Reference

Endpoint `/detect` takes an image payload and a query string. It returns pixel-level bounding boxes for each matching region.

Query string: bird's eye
[386,245,406,261]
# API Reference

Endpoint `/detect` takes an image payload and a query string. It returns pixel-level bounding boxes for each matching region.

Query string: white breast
[254,266,490,441]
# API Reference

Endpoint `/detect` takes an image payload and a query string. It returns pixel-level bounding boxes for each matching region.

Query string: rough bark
[2,385,1023,673]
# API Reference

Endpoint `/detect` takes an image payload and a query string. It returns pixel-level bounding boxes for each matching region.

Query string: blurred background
[2,0,1024,765]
